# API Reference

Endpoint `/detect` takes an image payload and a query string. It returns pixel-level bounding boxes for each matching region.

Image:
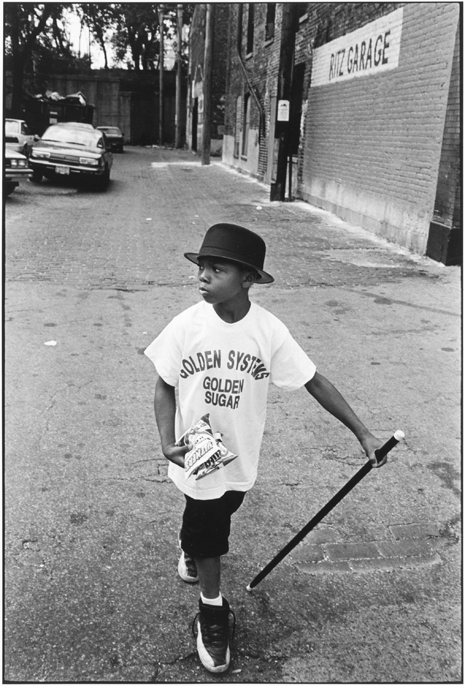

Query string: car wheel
[97,167,110,190]
[5,182,16,196]
[31,169,43,183]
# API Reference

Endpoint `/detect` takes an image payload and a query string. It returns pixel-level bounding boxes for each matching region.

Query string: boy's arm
[154,375,189,468]
[304,371,386,467]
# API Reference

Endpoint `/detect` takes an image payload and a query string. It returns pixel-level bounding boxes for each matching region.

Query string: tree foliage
[75,3,194,70]
[108,3,193,71]
[111,4,161,70]
[75,3,116,69]
[5,3,79,114]
[5,3,194,115]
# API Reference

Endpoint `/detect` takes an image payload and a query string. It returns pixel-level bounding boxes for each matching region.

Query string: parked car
[96,126,124,152]
[59,122,95,130]
[29,122,113,189]
[5,118,38,156]
[4,148,33,196]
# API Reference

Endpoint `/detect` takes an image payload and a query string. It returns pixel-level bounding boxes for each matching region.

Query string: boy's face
[197,256,253,306]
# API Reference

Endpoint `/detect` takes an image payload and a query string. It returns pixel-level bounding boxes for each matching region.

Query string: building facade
[187,4,229,155]
[189,3,461,264]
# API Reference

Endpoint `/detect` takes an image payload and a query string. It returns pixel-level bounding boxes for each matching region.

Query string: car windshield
[100,127,121,135]
[41,126,101,148]
[5,120,20,134]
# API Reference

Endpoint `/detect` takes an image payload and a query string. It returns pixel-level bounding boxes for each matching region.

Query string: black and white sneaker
[192,597,235,673]
[178,540,199,583]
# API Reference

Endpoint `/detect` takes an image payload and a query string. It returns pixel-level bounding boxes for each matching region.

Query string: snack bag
[195,432,238,480]
[177,414,237,480]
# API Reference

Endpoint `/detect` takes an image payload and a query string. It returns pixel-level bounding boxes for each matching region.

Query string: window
[246,3,254,54]
[234,95,242,158]
[242,94,251,158]
[265,4,276,41]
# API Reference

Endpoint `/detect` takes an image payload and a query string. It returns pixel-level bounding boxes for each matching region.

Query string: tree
[75,4,116,69]
[173,3,194,71]
[107,3,193,71]
[70,3,194,71]
[111,4,161,70]
[4,3,73,115]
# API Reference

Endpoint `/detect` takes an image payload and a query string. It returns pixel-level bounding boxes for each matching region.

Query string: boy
[145,223,385,674]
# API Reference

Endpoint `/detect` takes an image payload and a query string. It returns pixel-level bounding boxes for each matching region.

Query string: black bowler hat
[184,223,274,284]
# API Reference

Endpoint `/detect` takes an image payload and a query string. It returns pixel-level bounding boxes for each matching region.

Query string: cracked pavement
[5,146,461,682]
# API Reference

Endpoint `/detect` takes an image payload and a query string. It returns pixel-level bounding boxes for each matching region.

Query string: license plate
[56,165,70,175]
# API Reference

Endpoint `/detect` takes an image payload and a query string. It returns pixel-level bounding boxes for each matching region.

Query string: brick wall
[299,2,460,254]
[433,17,461,228]
[222,3,405,184]
[220,2,459,257]
[223,3,284,179]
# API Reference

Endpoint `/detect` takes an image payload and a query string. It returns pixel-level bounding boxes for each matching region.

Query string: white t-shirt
[144,300,316,500]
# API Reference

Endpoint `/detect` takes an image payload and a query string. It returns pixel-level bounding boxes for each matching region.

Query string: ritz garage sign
[311,7,403,87]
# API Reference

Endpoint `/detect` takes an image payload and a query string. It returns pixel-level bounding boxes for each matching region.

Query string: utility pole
[201,3,214,165]
[158,5,165,145]
[175,4,183,148]
[88,27,92,68]
[270,4,297,201]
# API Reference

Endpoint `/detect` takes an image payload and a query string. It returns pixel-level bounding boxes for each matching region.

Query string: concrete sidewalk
[5,147,461,683]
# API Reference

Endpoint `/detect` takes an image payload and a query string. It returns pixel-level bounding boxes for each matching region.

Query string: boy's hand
[304,375,387,469]
[360,433,386,468]
[162,442,189,468]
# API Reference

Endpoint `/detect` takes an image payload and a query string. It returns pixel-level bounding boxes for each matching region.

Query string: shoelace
[192,607,236,642]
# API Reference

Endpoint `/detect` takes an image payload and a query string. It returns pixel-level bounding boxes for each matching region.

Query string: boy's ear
[242,270,257,289]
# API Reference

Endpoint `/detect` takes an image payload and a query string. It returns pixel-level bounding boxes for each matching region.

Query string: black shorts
[180,491,246,559]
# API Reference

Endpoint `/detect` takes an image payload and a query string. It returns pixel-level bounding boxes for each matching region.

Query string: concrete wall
[300,3,460,254]
[46,73,131,139]
[45,70,185,145]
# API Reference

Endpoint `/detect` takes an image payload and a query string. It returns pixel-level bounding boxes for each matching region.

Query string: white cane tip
[246,585,252,593]
[394,430,405,441]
